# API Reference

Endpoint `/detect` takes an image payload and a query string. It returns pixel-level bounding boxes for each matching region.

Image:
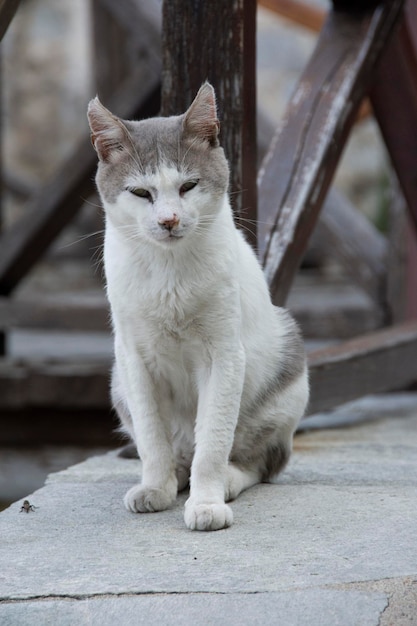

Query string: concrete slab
[0,590,388,626]
[0,395,416,625]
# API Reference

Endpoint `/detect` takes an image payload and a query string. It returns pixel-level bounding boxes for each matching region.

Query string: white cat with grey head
[87,83,309,531]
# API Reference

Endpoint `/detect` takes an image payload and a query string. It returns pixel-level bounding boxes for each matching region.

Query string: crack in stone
[377,594,390,626]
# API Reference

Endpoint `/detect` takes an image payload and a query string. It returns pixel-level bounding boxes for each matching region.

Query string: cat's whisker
[237,222,258,242]
[91,246,105,276]
[58,230,105,250]
[80,196,104,211]
[238,216,277,227]
[228,188,247,198]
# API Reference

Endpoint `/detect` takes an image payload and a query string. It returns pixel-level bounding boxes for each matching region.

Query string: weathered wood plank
[370,10,417,234]
[288,278,383,339]
[0,407,116,445]
[0,67,160,296]
[385,175,408,323]
[2,318,416,414]
[258,2,373,124]
[0,278,382,338]
[0,0,20,41]
[257,111,388,306]
[161,0,257,249]
[307,320,417,414]
[317,189,388,306]
[0,293,109,331]
[0,358,110,409]
[258,0,405,305]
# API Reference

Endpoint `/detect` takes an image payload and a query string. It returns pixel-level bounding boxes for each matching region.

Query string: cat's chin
[148,231,188,247]
[156,234,185,246]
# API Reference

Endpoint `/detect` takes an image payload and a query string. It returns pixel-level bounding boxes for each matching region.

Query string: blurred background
[0,0,399,509]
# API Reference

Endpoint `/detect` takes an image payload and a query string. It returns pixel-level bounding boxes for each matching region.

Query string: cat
[87,82,309,531]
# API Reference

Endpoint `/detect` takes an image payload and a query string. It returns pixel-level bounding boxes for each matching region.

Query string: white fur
[103,160,308,531]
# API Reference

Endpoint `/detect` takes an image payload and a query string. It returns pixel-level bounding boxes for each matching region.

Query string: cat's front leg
[185,346,245,531]
[115,343,178,514]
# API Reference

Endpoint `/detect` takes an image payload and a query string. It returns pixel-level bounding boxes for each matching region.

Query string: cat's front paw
[184,499,233,531]
[124,484,175,513]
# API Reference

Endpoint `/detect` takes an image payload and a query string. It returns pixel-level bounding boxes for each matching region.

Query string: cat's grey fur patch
[118,444,139,459]
[245,309,306,416]
[262,437,291,480]
[230,423,291,482]
[96,114,229,205]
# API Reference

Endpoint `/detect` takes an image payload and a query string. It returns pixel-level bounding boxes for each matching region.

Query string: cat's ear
[183,82,220,146]
[87,97,129,162]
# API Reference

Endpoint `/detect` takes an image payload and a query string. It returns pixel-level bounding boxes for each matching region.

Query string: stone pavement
[0,394,416,625]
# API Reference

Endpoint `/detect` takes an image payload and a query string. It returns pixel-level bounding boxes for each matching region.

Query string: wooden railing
[0,0,416,423]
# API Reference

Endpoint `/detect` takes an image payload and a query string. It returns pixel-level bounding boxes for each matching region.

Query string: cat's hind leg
[176,464,190,492]
[225,463,261,501]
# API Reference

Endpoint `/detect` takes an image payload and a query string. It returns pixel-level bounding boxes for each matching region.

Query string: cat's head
[87,83,229,246]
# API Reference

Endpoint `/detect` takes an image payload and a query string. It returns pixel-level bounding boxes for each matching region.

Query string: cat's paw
[124,484,175,513]
[184,500,233,531]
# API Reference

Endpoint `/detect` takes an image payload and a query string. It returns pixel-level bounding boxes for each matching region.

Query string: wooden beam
[0,0,20,41]
[2,320,416,414]
[257,112,388,306]
[0,293,109,331]
[0,358,110,409]
[0,68,160,296]
[317,189,388,307]
[288,279,383,339]
[258,0,405,305]
[257,0,372,125]
[161,0,257,249]
[307,320,417,414]
[0,407,116,445]
[370,10,417,234]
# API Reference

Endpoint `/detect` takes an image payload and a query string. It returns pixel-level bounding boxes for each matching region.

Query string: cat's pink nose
[158,214,180,231]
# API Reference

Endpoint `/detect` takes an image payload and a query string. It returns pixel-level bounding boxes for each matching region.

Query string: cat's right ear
[183,82,220,146]
[87,97,128,163]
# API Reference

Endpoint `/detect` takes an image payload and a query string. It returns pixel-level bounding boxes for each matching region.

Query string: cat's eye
[180,180,199,195]
[128,187,153,202]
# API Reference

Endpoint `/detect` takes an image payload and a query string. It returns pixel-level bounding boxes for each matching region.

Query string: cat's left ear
[87,97,129,163]
[183,82,220,146]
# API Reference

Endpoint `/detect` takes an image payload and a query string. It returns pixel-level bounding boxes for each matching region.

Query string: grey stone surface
[0,396,416,624]
[0,590,388,626]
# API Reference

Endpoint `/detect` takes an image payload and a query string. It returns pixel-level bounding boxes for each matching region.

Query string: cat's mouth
[157,231,184,244]
[149,224,190,245]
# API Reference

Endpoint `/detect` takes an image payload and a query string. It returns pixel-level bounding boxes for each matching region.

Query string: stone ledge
[1,394,416,624]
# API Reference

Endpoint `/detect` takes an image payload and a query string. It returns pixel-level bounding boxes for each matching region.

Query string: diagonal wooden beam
[258,0,405,305]
[0,0,20,41]
[0,68,160,296]
[257,113,388,308]
[317,188,388,307]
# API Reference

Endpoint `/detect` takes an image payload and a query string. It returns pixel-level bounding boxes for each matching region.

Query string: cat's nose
[158,214,180,231]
